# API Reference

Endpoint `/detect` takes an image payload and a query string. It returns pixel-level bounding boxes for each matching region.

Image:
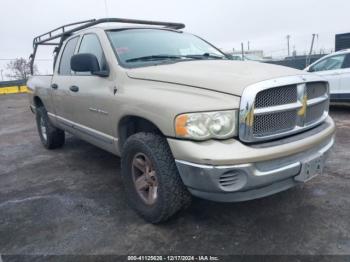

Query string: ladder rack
[30,18,185,73]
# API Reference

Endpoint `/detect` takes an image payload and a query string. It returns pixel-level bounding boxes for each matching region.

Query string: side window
[311,54,346,72]
[342,54,350,69]
[59,37,79,75]
[78,34,107,72]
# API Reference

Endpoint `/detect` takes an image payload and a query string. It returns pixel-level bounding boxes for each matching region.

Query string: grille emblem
[296,83,307,127]
[297,94,307,117]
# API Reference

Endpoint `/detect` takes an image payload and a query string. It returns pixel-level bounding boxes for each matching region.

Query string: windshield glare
[107,29,225,66]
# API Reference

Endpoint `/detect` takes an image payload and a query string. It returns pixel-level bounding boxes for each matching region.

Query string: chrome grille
[306,101,327,124]
[255,85,297,108]
[239,76,329,143]
[306,82,327,100]
[253,110,297,136]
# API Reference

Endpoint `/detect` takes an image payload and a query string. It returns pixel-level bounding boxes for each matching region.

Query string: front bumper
[170,117,335,202]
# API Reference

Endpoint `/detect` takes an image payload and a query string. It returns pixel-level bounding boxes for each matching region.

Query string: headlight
[175,110,238,140]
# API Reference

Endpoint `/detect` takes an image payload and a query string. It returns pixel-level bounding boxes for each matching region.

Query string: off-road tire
[121,132,192,223]
[36,107,65,149]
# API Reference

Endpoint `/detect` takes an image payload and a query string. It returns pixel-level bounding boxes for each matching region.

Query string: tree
[5,58,38,80]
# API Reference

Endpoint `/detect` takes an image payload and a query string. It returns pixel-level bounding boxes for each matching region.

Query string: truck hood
[126,60,304,96]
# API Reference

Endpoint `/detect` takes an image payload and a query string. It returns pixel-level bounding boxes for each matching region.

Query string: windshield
[106,29,226,67]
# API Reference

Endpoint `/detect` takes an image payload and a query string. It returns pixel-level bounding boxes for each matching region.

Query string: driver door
[69,33,115,151]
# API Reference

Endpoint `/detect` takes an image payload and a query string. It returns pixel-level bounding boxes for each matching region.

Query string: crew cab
[27,18,335,223]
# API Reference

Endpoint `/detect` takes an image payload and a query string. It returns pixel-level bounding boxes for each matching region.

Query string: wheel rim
[40,117,47,141]
[131,152,158,205]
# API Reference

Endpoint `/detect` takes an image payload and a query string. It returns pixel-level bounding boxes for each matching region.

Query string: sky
[0,0,349,79]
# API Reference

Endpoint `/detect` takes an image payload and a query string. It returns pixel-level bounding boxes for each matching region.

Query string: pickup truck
[27,18,335,223]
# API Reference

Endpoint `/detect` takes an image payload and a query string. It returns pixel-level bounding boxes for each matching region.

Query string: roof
[334,48,350,54]
[317,49,350,61]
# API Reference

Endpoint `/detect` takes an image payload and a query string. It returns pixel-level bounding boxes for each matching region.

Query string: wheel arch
[33,95,45,108]
[118,115,165,152]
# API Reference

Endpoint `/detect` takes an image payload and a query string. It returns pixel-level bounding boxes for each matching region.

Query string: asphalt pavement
[0,94,349,258]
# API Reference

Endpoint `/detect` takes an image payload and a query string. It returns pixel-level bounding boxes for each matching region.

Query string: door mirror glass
[71,53,108,76]
[307,66,314,72]
[77,34,109,76]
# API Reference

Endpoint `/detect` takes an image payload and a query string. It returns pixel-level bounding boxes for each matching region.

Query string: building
[336,33,350,51]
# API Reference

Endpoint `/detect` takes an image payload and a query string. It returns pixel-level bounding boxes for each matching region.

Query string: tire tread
[121,132,191,223]
[36,107,65,149]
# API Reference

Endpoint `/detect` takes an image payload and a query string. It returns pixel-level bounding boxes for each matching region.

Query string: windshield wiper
[125,53,225,63]
[126,55,183,63]
[184,53,225,59]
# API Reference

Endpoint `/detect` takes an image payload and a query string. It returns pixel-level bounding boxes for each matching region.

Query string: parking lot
[0,93,349,256]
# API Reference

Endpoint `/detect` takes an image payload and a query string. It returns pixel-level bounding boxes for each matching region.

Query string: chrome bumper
[175,136,334,202]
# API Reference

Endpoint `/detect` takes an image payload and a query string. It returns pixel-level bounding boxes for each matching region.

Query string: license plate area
[294,153,324,182]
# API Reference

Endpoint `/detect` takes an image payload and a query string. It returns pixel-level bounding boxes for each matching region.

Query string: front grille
[239,77,329,143]
[306,101,327,124]
[253,110,297,136]
[255,85,297,108]
[306,82,327,100]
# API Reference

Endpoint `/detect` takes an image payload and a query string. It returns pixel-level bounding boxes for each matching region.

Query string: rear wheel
[121,132,191,223]
[36,107,65,149]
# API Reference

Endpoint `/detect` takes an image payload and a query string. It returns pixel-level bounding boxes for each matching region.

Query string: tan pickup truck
[27,18,335,223]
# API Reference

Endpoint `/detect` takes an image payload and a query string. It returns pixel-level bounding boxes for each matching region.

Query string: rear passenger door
[51,36,80,121]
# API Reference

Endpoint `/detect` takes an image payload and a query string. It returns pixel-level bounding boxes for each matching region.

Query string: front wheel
[36,107,65,149]
[121,133,191,223]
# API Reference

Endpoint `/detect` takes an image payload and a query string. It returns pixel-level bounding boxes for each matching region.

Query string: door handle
[69,86,79,92]
[51,83,58,89]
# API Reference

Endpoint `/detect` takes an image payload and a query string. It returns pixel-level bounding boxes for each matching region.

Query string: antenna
[286,35,291,57]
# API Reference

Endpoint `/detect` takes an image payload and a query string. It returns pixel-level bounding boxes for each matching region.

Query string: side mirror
[71,53,109,77]
[305,66,314,72]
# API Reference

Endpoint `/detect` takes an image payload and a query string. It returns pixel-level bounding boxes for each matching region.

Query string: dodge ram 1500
[28,18,335,223]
